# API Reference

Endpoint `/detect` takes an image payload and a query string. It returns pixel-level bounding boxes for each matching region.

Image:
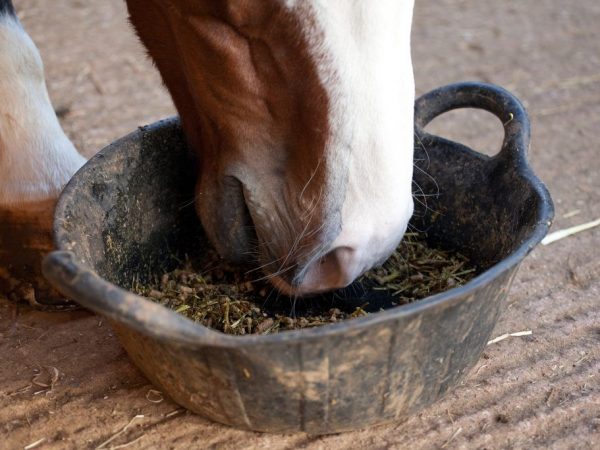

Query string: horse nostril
[297,246,361,293]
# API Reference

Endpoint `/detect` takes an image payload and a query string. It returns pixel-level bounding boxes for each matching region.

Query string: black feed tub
[43,83,553,433]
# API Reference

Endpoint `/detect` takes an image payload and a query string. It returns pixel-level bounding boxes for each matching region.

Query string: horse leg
[0,1,86,309]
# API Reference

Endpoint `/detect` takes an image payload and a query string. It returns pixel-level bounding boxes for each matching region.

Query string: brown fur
[0,199,69,309]
[126,0,333,281]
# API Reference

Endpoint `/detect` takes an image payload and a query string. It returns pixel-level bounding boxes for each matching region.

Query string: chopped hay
[135,233,477,335]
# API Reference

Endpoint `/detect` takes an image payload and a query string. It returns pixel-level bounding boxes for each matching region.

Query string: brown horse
[0,0,415,301]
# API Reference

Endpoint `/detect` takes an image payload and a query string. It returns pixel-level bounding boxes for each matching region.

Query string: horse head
[127,0,416,295]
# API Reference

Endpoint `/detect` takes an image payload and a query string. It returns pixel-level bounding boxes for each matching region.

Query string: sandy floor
[1,0,599,448]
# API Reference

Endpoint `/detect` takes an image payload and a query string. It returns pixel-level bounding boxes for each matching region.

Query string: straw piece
[542,218,600,245]
[96,415,145,450]
[487,330,532,345]
[441,428,463,448]
[23,438,46,450]
[562,209,581,219]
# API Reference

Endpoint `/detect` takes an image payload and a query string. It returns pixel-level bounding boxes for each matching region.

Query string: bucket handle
[414,82,530,165]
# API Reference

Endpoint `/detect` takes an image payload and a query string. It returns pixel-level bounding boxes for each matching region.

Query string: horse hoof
[0,199,78,311]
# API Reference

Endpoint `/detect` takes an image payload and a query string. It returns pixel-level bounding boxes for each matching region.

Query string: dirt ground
[1,0,599,448]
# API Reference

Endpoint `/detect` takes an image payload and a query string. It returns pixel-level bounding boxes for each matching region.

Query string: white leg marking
[0,14,85,207]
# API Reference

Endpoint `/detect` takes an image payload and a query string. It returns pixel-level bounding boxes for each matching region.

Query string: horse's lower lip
[267,273,336,297]
[268,275,306,297]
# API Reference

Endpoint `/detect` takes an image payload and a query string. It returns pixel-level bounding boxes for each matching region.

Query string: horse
[0,0,415,303]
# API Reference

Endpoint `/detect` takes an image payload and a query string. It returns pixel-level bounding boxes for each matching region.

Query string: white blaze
[291,0,416,285]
